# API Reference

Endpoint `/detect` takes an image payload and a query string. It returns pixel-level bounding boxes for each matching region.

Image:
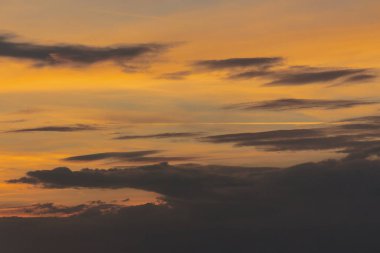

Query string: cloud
[344,74,377,83]
[7,124,99,133]
[194,57,284,70]
[63,151,193,163]
[201,115,380,158]
[4,157,380,252]
[223,98,378,111]
[266,68,368,86]
[114,132,203,140]
[0,34,169,69]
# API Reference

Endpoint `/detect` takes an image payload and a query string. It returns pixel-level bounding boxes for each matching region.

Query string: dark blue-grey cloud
[224,98,378,111]
[0,34,169,69]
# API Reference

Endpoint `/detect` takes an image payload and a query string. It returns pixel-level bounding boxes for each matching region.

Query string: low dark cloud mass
[224,98,378,111]
[20,201,123,217]
[194,57,284,70]
[4,157,380,252]
[7,124,98,133]
[0,34,168,68]
[114,132,202,140]
[202,115,380,160]
[63,151,192,163]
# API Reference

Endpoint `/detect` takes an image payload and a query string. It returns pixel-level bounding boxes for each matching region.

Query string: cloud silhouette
[223,98,378,111]
[63,151,193,163]
[266,68,367,86]
[0,34,169,69]
[7,124,99,133]
[114,132,202,140]
[202,115,380,158]
[194,57,284,70]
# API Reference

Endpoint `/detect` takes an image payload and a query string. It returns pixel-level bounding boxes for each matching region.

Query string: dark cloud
[63,151,192,163]
[114,132,202,140]
[266,68,366,86]
[194,57,284,70]
[0,34,169,69]
[223,98,378,111]
[7,124,99,133]
[344,74,377,83]
[19,201,123,217]
[4,157,380,252]
[202,115,380,159]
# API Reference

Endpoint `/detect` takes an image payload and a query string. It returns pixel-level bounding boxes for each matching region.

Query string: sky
[1,1,380,252]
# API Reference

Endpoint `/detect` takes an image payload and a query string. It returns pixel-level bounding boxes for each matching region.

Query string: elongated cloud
[202,115,380,158]
[266,68,368,86]
[63,151,192,163]
[224,98,378,111]
[114,132,202,140]
[194,57,284,70]
[0,34,169,68]
[7,124,98,133]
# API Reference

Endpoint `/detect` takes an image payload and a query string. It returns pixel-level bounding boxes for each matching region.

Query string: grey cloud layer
[0,34,169,68]
[202,115,380,159]
[224,98,378,111]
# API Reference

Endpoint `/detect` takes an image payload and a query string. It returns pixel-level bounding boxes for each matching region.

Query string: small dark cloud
[63,151,192,163]
[0,34,169,69]
[223,98,378,111]
[114,132,202,140]
[344,74,377,83]
[194,57,284,70]
[7,124,98,133]
[266,68,366,86]
[158,71,192,80]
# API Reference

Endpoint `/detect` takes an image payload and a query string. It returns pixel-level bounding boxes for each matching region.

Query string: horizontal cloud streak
[63,151,193,163]
[0,34,169,68]
[224,98,378,111]
[194,57,284,70]
[7,124,99,133]
[114,132,202,140]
